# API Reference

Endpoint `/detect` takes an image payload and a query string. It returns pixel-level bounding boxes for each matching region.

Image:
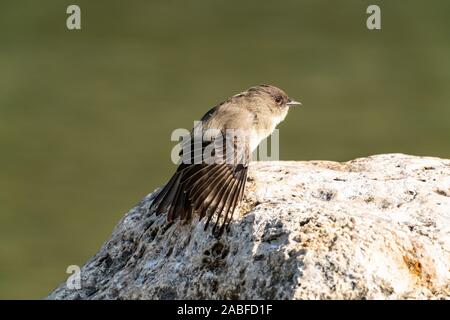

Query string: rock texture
[48,154,450,300]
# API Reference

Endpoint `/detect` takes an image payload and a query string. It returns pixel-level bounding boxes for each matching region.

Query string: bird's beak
[287,99,302,107]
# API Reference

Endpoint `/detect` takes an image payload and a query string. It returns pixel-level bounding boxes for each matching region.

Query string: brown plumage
[150,84,301,236]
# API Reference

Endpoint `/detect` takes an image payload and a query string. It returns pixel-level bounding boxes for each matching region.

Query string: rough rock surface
[48,154,450,299]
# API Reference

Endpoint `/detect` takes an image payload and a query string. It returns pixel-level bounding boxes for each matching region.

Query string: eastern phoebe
[151,84,301,236]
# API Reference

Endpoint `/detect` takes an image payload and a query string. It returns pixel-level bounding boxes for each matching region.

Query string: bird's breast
[249,110,288,152]
[249,127,274,152]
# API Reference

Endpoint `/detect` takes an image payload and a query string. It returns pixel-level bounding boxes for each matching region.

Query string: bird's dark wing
[150,131,249,235]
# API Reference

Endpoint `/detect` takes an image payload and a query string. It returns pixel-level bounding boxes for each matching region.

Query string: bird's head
[250,84,301,107]
[240,84,301,123]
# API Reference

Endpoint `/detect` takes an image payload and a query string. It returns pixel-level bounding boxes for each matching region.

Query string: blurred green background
[0,0,449,299]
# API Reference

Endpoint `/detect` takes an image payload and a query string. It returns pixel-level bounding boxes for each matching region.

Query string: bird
[150,84,301,236]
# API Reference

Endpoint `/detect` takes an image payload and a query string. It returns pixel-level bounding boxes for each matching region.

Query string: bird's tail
[149,164,247,237]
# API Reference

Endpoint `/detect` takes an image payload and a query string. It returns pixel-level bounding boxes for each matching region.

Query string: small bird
[150,84,301,236]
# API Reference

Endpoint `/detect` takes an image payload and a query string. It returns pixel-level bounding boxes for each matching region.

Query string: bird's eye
[274,96,283,104]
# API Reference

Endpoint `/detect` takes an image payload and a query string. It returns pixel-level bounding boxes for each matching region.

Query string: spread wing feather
[150,131,249,236]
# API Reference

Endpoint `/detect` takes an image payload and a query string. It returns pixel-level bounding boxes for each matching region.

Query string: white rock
[48,154,450,299]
